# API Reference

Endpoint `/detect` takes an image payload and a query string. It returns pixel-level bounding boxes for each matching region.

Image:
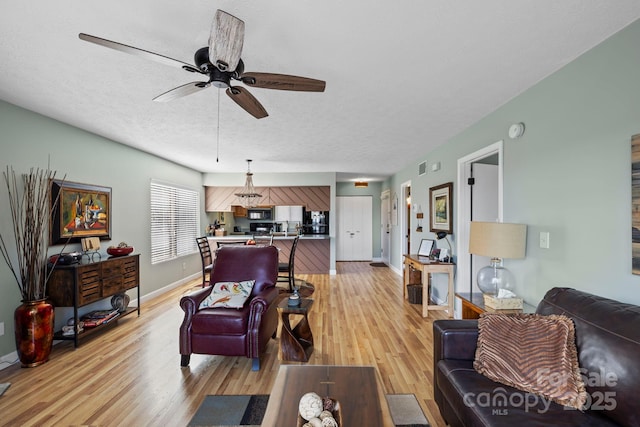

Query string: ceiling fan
[79,10,326,119]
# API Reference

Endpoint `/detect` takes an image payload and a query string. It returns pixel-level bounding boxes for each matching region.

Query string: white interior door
[381,191,391,264]
[336,196,373,261]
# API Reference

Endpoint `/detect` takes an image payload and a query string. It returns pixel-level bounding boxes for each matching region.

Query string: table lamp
[468,221,527,296]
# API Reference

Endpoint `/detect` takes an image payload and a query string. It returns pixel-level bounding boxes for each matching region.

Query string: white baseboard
[137,272,200,305]
[390,264,402,276]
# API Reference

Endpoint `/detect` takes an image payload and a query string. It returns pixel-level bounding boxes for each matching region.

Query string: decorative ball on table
[322,396,335,411]
[320,415,338,426]
[299,393,341,427]
[299,392,323,421]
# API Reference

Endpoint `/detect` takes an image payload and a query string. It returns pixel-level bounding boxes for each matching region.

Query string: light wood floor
[0,262,448,427]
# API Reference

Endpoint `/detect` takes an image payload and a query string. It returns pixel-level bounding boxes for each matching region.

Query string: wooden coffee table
[262,365,393,426]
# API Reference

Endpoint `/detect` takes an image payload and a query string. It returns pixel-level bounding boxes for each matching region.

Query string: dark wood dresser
[47,254,140,346]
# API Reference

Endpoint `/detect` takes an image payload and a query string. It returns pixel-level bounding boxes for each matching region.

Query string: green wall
[385,18,640,306]
[0,101,205,357]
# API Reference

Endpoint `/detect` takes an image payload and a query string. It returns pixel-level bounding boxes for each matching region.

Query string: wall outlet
[0,322,4,337]
[182,262,186,271]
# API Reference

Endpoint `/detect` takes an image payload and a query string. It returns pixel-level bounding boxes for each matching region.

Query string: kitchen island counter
[207,235,330,274]
[209,234,330,240]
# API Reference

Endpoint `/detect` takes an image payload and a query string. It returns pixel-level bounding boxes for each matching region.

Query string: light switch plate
[539,231,550,249]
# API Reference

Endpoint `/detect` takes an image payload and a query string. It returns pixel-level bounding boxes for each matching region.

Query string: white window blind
[150,182,199,264]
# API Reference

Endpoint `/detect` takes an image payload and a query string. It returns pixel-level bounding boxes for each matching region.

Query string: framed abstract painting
[50,180,112,244]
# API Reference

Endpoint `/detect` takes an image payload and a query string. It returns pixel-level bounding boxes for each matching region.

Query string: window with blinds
[150,181,199,264]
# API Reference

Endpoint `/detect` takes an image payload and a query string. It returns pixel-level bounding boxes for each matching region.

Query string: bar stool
[195,236,213,287]
[277,236,299,292]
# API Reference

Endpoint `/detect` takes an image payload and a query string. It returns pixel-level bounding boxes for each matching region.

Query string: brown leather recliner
[179,245,279,371]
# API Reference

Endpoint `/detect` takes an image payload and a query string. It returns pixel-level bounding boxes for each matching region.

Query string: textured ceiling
[1,1,639,181]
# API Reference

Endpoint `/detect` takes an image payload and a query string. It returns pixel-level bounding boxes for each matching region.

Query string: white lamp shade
[468,222,527,259]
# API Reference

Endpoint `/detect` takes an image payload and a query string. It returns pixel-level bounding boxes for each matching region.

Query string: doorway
[400,181,411,256]
[456,141,503,298]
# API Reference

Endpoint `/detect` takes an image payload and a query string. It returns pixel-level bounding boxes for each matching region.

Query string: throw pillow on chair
[199,280,255,309]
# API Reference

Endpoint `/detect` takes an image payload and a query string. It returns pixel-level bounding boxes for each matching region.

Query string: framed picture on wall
[50,180,112,244]
[429,182,453,234]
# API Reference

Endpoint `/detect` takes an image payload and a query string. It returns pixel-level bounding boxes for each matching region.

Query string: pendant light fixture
[235,159,262,207]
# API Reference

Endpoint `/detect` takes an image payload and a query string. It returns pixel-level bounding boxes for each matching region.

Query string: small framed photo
[418,239,435,257]
[429,182,453,234]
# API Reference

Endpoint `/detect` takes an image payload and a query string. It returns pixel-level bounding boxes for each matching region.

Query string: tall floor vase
[14,299,54,368]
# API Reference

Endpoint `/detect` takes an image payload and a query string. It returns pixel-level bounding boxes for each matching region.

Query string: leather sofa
[179,245,279,371]
[433,287,640,427]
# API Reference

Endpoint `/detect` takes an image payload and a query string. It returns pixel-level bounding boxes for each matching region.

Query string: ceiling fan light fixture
[79,9,325,119]
[234,159,263,207]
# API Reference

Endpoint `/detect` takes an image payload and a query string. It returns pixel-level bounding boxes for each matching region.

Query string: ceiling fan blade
[226,86,268,119]
[79,33,203,74]
[153,82,210,102]
[241,72,326,92]
[209,10,245,72]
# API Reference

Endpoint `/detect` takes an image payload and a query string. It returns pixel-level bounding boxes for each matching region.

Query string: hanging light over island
[234,159,262,208]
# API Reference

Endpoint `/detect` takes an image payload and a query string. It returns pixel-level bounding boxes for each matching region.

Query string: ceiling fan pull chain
[216,88,220,162]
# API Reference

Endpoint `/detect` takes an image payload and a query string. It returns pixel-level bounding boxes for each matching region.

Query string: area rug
[188,395,268,427]
[370,262,388,267]
[188,393,429,426]
[386,393,430,426]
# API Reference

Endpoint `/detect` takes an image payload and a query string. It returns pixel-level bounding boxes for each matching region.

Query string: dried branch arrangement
[0,166,61,301]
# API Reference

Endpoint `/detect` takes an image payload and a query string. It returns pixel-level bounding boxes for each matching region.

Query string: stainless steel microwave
[247,208,272,220]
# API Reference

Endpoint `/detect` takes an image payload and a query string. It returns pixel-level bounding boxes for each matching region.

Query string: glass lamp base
[477,259,515,296]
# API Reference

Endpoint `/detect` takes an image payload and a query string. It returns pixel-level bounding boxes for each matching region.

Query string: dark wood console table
[277,298,314,362]
[47,254,140,347]
[456,292,537,319]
